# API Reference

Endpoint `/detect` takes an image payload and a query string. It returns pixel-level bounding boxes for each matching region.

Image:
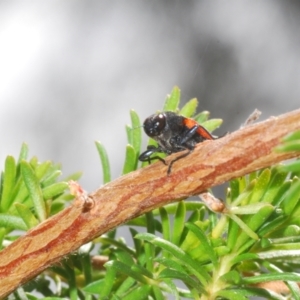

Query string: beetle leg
[138,145,167,165]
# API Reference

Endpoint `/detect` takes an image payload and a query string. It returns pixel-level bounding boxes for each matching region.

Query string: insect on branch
[0,109,300,298]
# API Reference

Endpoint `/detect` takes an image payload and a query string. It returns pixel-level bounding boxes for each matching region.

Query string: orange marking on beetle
[182,118,214,140]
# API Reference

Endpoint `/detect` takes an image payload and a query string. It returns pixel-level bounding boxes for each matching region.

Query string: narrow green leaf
[281,178,300,215]
[201,119,223,132]
[0,214,27,230]
[115,277,135,296]
[243,272,300,284]
[105,260,148,284]
[258,249,300,259]
[1,156,16,211]
[43,297,66,300]
[17,143,29,164]
[83,279,104,294]
[152,285,165,300]
[231,253,259,265]
[29,156,38,169]
[180,209,201,243]
[155,257,187,274]
[130,109,142,156]
[135,233,210,285]
[159,207,171,260]
[238,176,248,196]
[146,211,155,234]
[122,145,136,174]
[163,279,181,299]
[180,98,198,117]
[43,293,67,300]
[231,180,256,206]
[123,285,150,300]
[281,225,300,237]
[249,171,258,183]
[215,245,230,256]
[21,161,46,222]
[99,237,136,256]
[163,86,180,111]
[286,281,300,300]
[272,181,292,206]
[181,222,209,261]
[8,177,23,209]
[0,228,5,248]
[209,210,218,229]
[282,130,300,142]
[229,179,240,203]
[35,161,52,180]
[114,250,135,266]
[99,264,116,296]
[248,169,271,204]
[280,160,300,173]
[230,203,272,215]
[129,228,142,258]
[276,141,300,152]
[12,181,30,206]
[217,290,248,300]
[185,222,218,267]
[15,202,39,229]
[246,204,275,232]
[80,253,92,286]
[269,235,300,245]
[41,170,62,187]
[49,200,64,215]
[154,201,203,215]
[145,212,155,272]
[228,214,259,241]
[63,171,82,182]
[225,287,285,299]
[159,207,171,242]
[126,124,132,145]
[42,182,68,200]
[17,289,31,300]
[187,208,201,223]
[212,214,227,240]
[131,264,153,279]
[172,201,186,246]
[158,268,201,291]
[16,143,29,178]
[220,270,241,285]
[95,141,111,184]
[262,169,288,203]
[234,205,274,252]
[194,111,210,124]
[227,216,240,250]
[258,215,288,237]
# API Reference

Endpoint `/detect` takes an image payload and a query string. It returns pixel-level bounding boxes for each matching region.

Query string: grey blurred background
[1,1,300,192]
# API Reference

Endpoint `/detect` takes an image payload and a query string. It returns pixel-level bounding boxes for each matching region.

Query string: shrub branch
[0,109,300,298]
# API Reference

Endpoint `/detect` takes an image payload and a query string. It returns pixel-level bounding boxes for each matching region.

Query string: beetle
[139,111,215,174]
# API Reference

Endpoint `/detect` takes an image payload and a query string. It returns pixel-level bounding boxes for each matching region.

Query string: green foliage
[0,144,77,236]
[2,87,300,299]
[95,141,111,183]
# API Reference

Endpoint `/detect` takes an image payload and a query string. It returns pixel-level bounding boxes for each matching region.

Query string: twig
[0,109,300,298]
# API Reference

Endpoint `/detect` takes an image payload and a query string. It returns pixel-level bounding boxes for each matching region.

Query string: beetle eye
[143,113,166,137]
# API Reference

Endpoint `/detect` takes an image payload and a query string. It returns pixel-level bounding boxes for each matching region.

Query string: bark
[0,109,300,298]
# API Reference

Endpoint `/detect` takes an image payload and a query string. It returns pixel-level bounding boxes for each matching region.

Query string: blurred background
[1,1,300,191]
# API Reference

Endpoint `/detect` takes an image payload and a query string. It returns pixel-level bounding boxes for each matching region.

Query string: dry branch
[0,109,300,298]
